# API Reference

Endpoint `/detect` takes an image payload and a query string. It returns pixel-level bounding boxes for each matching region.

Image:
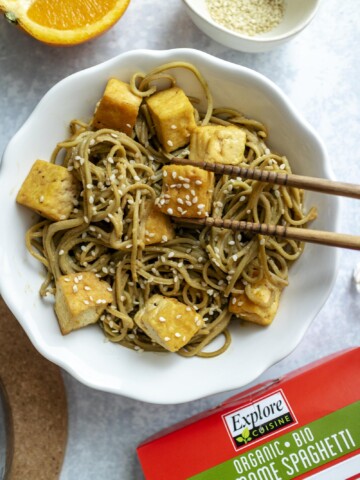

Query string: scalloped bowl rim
[0,49,339,404]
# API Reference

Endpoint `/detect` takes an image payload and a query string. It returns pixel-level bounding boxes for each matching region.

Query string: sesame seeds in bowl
[182,0,322,53]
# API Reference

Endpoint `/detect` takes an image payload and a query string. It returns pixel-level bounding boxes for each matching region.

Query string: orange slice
[0,0,130,45]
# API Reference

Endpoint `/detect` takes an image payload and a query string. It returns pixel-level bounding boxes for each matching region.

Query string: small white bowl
[0,49,339,404]
[182,0,321,53]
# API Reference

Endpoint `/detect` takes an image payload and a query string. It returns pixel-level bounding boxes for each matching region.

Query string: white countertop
[0,0,359,478]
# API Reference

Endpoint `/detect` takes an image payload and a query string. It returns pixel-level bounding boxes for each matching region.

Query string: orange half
[0,0,130,45]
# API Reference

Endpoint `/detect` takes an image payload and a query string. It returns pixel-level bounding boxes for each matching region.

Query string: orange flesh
[27,0,119,29]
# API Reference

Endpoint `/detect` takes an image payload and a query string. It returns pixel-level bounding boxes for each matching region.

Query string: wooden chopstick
[171,158,360,199]
[174,217,360,251]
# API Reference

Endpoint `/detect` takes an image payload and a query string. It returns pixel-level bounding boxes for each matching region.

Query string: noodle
[24,62,316,357]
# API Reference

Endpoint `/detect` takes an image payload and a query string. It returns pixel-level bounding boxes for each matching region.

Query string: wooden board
[0,297,67,479]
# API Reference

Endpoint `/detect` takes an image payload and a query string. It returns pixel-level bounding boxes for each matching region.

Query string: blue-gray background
[0,1,359,478]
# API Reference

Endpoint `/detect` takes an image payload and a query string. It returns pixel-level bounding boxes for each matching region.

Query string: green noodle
[25,62,316,357]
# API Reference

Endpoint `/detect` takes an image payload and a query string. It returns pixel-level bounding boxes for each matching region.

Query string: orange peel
[0,0,130,45]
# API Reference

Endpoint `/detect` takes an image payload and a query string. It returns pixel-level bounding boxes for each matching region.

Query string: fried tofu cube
[157,164,214,218]
[55,272,113,335]
[16,160,79,222]
[229,280,281,326]
[134,294,203,352]
[92,78,142,136]
[189,125,246,166]
[144,200,175,245]
[146,87,196,153]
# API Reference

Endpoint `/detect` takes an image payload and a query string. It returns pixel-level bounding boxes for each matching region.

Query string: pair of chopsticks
[171,158,360,251]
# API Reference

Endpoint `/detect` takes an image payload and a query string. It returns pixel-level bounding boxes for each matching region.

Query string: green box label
[189,402,360,480]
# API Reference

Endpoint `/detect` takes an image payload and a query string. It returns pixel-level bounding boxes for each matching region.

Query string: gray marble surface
[0,0,359,478]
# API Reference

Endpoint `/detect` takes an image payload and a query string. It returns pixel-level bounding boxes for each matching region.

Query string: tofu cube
[146,87,196,153]
[189,125,246,166]
[92,78,142,136]
[16,159,79,222]
[55,272,113,335]
[134,294,203,352]
[144,200,175,245]
[157,164,214,218]
[229,280,281,326]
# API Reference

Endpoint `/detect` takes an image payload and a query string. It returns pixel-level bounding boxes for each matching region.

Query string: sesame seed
[232,297,237,304]
[167,208,174,215]
[72,285,78,293]
[89,195,94,204]
[171,124,177,129]
[134,175,141,181]
[110,133,118,138]
[168,252,175,258]
[126,123,132,129]
[176,314,182,319]
[192,196,198,204]
[64,277,70,282]
[159,316,166,322]
[259,238,265,246]
[167,140,174,147]
[161,235,168,242]
[102,267,109,274]
[59,249,64,255]
[240,196,246,202]
[89,139,95,146]
[120,295,126,302]
[163,170,168,177]
[280,164,286,170]
[186,306,191,312]
[174,332,181,338]
[84,286,91,291]
[232,254,238,261]
[247,209,251,214]
[39,195,44,203]
[177,198,184,205]
[83,300,90,305]
[228,240,235,246]
[197,204,205,209]
[164,337,170,342]
[83,216,89,223]
[195,180,203,185]
[183,184,190,189]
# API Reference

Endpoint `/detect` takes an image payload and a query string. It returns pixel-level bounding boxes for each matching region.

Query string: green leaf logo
[236,427,252,444]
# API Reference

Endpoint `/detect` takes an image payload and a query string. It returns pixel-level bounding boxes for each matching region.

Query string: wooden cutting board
[0,297,67,479]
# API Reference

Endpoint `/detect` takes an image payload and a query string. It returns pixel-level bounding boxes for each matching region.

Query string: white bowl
[182,0,321,53]
[0,49,339,404]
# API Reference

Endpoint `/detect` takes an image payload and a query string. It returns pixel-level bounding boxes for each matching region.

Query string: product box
[137,348,360,479]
